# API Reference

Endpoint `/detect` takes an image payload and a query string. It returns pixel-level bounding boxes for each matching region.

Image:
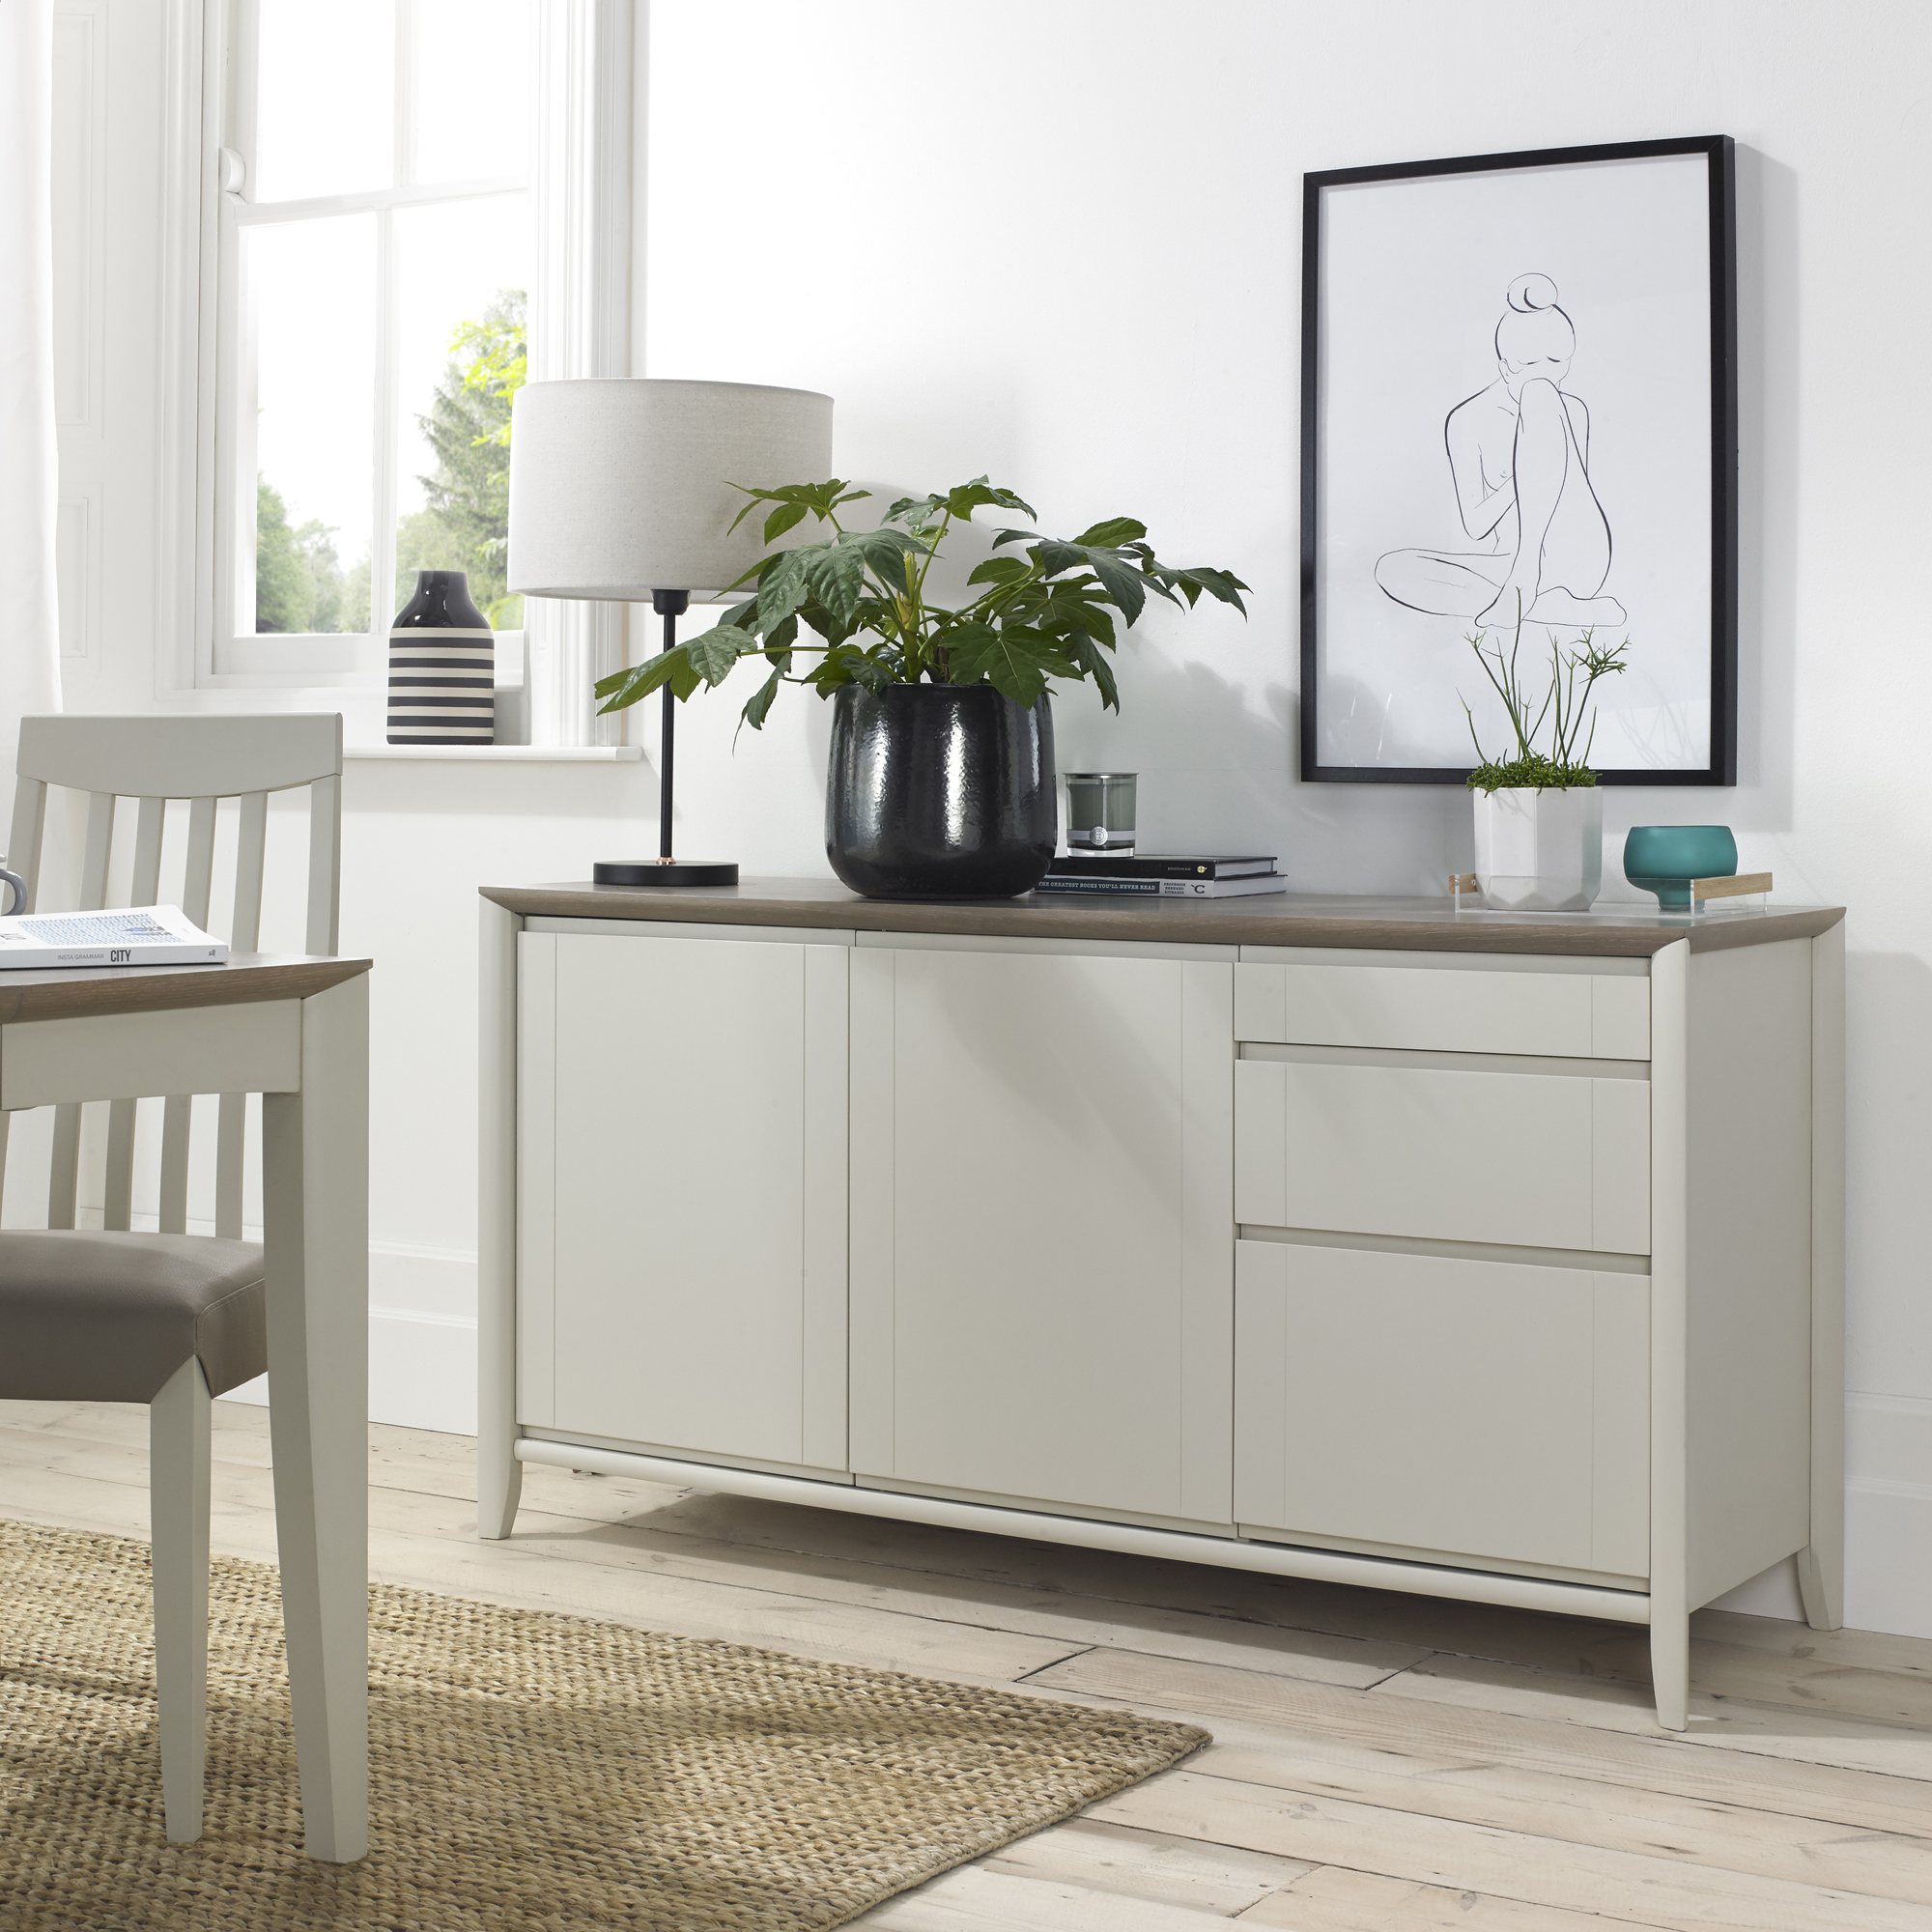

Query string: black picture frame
[1299,134,1738,785]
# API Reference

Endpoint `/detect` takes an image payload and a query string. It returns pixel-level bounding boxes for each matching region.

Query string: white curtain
[0,0,63,790]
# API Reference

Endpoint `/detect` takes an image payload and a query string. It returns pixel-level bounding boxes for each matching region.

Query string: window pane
[252,0,393,203]
[391,193,530,628]
[242,215,377,635]
[411,0,533,185]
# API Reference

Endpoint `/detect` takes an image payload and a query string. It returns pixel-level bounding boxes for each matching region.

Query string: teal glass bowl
[1624,825,1738,908]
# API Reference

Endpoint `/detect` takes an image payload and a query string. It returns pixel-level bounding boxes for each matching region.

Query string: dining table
[0,951,372,1861]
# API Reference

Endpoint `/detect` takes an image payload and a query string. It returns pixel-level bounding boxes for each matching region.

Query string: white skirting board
[1714,1391,1932,1639]
[1712,1483,1932,1640]
[222,1241,479,1436]
[1843,1479,1932,1640]
[221,1305,477,1437]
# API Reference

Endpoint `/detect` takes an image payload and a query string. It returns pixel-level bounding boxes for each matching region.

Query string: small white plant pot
[1471,785,1603,913]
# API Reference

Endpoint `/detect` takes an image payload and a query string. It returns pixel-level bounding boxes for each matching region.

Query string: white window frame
[156,0,634,744]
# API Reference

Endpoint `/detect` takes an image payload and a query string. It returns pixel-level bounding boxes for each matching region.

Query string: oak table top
[482,878,1841,958]
[0,953,372,1026]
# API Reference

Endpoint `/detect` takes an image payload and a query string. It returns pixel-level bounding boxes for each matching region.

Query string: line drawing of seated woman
[1375,272,1626,632]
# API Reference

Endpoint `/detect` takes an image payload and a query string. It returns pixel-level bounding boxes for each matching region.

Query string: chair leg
[150,1357,212,1843]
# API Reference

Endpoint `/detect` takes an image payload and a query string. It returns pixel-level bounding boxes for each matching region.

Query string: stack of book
[1035,855,1285,898]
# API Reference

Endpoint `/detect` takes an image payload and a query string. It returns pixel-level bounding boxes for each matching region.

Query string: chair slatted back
[1,714,343,1236]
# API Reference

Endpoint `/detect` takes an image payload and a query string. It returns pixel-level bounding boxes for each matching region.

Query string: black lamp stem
[590,585,735,888]
[654,589,687,862]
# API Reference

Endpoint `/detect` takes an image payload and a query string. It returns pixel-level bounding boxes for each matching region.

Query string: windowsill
[345,745,643,763]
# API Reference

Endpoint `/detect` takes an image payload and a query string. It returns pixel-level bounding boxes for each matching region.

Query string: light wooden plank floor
[4,1401,1932,1929]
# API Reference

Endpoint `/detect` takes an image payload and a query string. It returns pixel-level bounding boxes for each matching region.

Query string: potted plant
[592,478,1247,898]
[1463,616,1629,912]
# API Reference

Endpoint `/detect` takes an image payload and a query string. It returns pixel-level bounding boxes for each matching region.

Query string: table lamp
[508,378,834,886]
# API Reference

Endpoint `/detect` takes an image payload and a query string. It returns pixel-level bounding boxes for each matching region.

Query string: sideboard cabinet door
[849,944,1234,1526]
[518,929,849,1473]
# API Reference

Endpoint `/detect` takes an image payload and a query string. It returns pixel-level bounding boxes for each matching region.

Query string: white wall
[638,0,1932,1633]
[41,0,1932,1634]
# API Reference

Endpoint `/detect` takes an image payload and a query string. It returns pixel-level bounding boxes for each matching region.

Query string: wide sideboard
[476,878,1846,1728]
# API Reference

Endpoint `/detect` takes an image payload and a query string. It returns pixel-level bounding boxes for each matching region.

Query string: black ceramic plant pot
[826,684,1057,899]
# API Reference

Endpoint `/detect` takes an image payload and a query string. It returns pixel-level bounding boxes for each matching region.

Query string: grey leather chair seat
[0,1231,267,1404]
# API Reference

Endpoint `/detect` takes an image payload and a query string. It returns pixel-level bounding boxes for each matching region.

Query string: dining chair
[0,712,344,1843]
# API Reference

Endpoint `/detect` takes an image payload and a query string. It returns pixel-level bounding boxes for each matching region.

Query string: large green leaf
[594,640,704,714]
[850,526,923,582]
[943,623,1079,707]
[737,662,786,735]
[807,541,869,628]
[1070,516,1148,548]
[808,644,896,696]
[754,548,812,633]
[1044,580,1118,648]
[882,493,943,530]
[593,645,682,712]
[685,624,750,686]
[1183,565,1249,610]
[807,654,852,696]
[1160,563,1251,612]
[945,476,1037,522]
[1067,633,1121,711]
[999,534,1175,626]
[847,649,898,693]
[965,554,1032,589]
[885,477,1037,529]
[761,500,810,544]
[726,478,869,535]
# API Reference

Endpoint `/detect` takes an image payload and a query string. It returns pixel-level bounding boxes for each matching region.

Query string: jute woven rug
[0,1518,1205,1931]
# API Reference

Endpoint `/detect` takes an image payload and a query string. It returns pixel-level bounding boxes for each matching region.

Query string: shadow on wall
[1841,947,1932,1395]
[1733,146,1800,819]
[1055,646,1466,895]
[1052,651,1292,841]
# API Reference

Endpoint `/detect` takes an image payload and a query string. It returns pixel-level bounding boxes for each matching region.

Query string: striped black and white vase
[386,569,496,744]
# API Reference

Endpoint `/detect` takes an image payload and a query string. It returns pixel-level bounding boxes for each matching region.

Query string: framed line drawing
[1300,135,1737,784]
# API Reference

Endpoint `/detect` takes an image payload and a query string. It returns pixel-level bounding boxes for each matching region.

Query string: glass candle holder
[1064,772,1138,853]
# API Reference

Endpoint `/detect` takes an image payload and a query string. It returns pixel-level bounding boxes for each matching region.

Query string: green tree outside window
[254,288,527,636]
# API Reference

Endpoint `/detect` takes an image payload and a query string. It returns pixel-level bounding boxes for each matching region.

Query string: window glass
[391,194,531,626]
[410,0,532,185]
[231,0,535,647]
[251,0,393,203]
[242,215,378,635]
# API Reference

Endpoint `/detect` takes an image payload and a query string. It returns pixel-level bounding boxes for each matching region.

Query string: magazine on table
[0,905,230,970]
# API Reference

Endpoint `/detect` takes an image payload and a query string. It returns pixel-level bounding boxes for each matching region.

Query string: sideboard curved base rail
[512,1436,1654,1628]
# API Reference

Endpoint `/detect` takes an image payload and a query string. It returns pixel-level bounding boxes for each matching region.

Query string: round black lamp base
[592,859,740,888]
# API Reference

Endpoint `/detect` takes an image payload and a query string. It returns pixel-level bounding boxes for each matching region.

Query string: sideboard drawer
[1235,1239,1650,1577]
[1235,1055,1651,1254]
[1235,956,1649,1060]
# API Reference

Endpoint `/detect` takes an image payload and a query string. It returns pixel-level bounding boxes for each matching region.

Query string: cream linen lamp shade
[507,378,834,600]
[505,376,834,888]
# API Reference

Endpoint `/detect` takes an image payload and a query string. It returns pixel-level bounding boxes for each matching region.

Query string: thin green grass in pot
[1463,609,1630,792]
